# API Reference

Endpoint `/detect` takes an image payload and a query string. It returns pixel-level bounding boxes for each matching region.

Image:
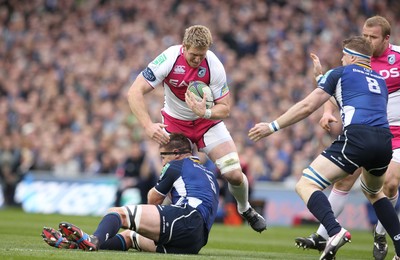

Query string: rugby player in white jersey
[126,25,266,233]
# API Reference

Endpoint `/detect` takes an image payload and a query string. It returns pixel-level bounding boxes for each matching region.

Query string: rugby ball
[187,81,214,109]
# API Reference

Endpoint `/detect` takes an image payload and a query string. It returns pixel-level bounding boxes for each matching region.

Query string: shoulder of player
[389,44,400,54]
[206,49,224,66]
[318,67,344,85]
[164,156,198,167]
[161,157,201,179]
[169,156,201,167]
[326,66,345,77]
[162,45,182,58]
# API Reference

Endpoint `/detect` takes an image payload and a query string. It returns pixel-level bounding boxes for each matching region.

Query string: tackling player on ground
[42,133,219,254]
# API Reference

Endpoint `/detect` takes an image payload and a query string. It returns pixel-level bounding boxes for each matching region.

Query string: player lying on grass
[42,133,219,254]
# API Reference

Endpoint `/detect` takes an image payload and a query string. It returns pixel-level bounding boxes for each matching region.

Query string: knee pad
[302,166,331,189]
[215,152,241,174]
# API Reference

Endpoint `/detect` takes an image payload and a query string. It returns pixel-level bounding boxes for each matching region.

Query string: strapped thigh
[302,166,332,189]
[215,152,241,174]
[124,205,142,231]
[360,176,383,195]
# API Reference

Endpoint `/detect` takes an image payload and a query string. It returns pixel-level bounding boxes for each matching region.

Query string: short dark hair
[343,36,373,57]
[160,133,192,153]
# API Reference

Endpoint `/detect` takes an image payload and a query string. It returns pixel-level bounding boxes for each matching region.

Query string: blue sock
[93,213,122,245]
[99,234,128,251]
[373,197,400,256]
[307,191,341,237]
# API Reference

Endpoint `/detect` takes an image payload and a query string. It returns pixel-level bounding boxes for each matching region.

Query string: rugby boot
[295,232,327,252]
[41,227,78,249]
[241,207,267,233]
[320,228,351,260]
[59,222,99,251]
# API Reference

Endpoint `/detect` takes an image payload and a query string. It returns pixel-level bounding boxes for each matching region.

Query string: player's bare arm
[147,187,166,205]
[127,75,169,145]
[249,88,330,142]
[185,90,231,120]
[320,99,339,132]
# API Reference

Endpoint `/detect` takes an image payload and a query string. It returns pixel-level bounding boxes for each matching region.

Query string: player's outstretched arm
[249,88,331,142]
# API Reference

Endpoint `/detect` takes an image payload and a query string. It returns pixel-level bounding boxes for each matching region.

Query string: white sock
[228,173,250,213]
[317,188,350,240]
[375,192,399,235]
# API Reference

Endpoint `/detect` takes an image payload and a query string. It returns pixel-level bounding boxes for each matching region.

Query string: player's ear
[384,35,390,42]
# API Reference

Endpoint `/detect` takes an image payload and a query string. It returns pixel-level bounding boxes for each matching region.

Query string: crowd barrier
[1,172,377,230]
[252,180,371,230]
[14,172,120,216]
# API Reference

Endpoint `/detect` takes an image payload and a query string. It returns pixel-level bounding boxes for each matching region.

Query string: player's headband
[343,47,371,59]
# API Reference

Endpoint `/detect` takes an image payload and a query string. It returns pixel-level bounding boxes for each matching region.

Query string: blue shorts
[322,125,392,176]
[155,204,208,254]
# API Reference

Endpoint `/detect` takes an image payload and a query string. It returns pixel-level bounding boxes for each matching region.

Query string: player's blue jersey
[318,63,389,128]
[155,156,219,232]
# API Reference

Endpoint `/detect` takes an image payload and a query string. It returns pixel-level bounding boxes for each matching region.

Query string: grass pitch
[0,207,393,259]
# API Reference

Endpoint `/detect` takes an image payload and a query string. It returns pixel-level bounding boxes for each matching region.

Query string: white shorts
[161,110,232,153]
[392,148,400,163]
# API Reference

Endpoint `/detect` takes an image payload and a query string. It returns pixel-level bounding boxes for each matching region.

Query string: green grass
[0,207,393,259]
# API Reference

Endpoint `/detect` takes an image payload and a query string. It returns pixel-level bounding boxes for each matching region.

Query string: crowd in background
[1,0,400,206]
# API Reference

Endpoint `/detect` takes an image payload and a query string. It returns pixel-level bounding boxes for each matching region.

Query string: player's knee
[295,176,309,195]
[215,152,242,185]
[224,169,243,185]
[383,178,399,197]
[119,230,133,249]
[107,207,123,216]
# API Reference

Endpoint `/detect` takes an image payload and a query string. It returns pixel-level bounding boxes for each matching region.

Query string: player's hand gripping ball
[187,81,214,109]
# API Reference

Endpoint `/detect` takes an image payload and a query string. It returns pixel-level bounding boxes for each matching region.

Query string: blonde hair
[364,16,391,38]
[183,25,213,49]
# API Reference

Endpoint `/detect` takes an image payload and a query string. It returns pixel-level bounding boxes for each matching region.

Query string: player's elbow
[224,106,231,118]
[220,102,231,118]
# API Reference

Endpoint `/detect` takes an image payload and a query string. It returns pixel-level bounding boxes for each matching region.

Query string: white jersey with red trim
[141,45,229,121]
[371,44,400,149]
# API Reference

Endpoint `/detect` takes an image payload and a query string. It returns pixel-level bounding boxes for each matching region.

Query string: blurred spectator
[0,137,22,206]
[114,141,157,206]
